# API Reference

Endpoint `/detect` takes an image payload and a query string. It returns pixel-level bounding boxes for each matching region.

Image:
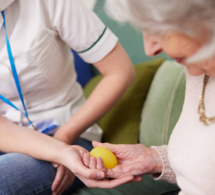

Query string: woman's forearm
[54,42,135,144]
[0,115,109,182]
[0,115,67,163]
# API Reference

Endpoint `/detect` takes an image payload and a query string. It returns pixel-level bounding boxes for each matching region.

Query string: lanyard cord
[0,11,36,130]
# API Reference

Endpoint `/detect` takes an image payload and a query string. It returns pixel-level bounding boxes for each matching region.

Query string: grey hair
[105,0,215,62]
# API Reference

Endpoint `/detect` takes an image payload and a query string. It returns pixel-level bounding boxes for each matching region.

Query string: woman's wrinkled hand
[83,141,162,179]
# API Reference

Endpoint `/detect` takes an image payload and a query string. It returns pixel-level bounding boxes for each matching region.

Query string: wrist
[58,145,78,171]
[149,147,163,174]
[53,130,72,145]
[46,141,69,165]
[53,125,80,145]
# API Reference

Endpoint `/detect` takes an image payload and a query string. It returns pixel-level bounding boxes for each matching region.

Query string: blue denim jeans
[0,138,93,195]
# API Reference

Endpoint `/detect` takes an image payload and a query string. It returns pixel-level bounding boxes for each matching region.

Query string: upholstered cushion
[73,175,179,195]
[84,58,164,144]
[140,60,185,146]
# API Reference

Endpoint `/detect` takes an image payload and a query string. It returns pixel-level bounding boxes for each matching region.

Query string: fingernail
[97,157,102,162]
[90,157,94,164]
[97,172,104,179]
[52,163,58,168]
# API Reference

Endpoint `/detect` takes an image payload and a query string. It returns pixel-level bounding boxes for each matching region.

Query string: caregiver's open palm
[92,141,162,179]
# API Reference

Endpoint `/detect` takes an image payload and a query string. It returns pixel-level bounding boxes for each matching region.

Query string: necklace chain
[198,75,215,125]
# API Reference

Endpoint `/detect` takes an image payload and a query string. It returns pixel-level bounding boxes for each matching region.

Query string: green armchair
[72,59,185,195]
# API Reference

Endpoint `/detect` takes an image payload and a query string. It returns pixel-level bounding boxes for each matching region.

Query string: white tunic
[0,0,118,141]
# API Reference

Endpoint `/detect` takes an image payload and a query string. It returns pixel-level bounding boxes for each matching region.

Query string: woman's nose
[143,33,163,57]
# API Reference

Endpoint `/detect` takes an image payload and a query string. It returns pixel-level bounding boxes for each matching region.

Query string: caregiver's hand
[51,164,75,195]
[84,141,163,179]
[59,145,135,189]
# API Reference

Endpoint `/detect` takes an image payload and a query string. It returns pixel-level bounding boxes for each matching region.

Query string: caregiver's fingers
[80,174,134,189]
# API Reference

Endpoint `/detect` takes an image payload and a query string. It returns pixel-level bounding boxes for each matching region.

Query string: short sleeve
[49,0,118,63]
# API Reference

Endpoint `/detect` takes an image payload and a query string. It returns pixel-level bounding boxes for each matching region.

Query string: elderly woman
[84,0,215,194]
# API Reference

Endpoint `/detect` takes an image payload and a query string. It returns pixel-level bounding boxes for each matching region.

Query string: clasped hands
[61,141,162,190]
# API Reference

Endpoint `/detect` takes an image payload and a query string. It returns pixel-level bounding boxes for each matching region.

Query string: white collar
[0,0,15,30]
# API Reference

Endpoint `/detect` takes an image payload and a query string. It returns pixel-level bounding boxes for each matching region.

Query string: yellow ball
[90,147,117,169]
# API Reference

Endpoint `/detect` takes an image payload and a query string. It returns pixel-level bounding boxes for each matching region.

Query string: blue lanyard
[0,11,36,130]
[0,11,58,134]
